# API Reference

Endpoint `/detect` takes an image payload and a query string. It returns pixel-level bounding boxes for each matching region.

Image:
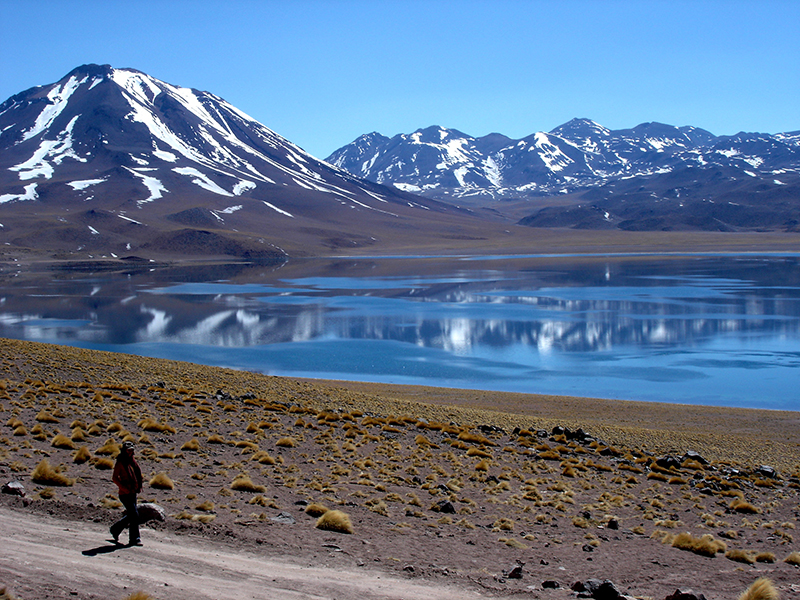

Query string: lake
[1,253,799,410]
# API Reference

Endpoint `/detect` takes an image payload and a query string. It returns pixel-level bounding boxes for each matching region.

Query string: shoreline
[3,338,799,470]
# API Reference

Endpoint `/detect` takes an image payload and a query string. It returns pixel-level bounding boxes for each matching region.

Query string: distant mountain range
[0,64,479,260]
[327,121,800,231]
[2,64,799,264]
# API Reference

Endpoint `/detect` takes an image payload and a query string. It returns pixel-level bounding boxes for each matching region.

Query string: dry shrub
[51,433,76,450]
[95,439,120,456]
[730,498,760,514]
[474,459,490,472]
[93,457,115,470]
[275,437,296,448]
[230,474,266,493]
[466,447,492,459]
[737,578,779,600]
[784,551,800,565]
[538,450,561,461]
[73,446,92,464]
[207,434,226,444]
[457,431,494,446]
[316,509,354,534]
[196,500,215,512]
[70,428,86,442]
[174,511,216,524]
[35,410,59,423]
[647,472,669,482]
[305,503,329,517]
[31,459,74,486]
[726,549,756,564]
[755,552,776,563]
[149,472,175,490]
[12,425,26,436]
[414,434,438,448]
[181,438,200,451]
[671,532,726,557]
[251,450,276,465]
[492,518,514,531]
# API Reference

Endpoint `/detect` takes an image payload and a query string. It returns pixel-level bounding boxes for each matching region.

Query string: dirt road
[0,504,487,600]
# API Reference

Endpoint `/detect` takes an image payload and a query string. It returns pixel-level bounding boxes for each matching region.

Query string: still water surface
[1,254,799,410]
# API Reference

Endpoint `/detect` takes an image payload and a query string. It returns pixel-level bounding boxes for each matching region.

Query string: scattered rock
[757,465,778,479]
[664,590,708,600]
[136,502,165,523]
[543,580,560,589]
[504,563,524,579]
[434,500,456,514]
[2,481,25,497]
[607,518,619,530]
[682,450,708,465]
[656,456,682,470]
[572,579,623,600]
[270,512,296,524]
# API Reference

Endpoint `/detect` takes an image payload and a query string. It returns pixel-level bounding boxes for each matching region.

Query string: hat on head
[122,441,135,450]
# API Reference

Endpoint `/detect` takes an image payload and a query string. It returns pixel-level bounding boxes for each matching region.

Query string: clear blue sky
[2,0,798,159]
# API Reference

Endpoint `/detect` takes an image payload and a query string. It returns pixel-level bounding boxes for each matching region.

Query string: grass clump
[671,532,726,557]
[737,578,778,600]
[784,551,800,566]
[149,472,175,490]
[230,474,266,493]
[31,458,74,486]
[315,509,354,534]
[305,503,329,517]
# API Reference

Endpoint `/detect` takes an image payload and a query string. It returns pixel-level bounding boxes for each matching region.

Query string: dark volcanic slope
[0,64,484,260]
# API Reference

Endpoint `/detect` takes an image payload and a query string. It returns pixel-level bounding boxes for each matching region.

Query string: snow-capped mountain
[327,119,800,231]
[0,64,458,259]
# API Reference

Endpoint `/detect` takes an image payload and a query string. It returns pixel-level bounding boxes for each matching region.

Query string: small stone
[270,511,296,524]
[434,500,456,514]
[542,580,560,589]
[664,590,708,600]
[506,565,523,579]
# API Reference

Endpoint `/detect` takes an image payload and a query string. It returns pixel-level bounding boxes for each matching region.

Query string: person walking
[110,440,144,546]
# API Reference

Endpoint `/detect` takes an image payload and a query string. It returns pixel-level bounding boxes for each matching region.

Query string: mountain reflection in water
[1,255,799,409]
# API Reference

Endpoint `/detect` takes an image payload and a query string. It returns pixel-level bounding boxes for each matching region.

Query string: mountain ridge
[0,64,497,260]
[327,119,800,232]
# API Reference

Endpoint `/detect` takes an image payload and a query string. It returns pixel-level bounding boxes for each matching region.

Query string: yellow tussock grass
[35,410,59,423]
[730,497,760,514]
[305,503,329,517]
[737,578,779,600]
[230,474,266,493]
[149,472,175,490]
[784,551,800,565]
[73,446,92,464]
[316,509,354,534]
[31,459,74,486]
[726,549,756,564]
[51,433,76,449]
[671,532,726,557]
[92,457,115,470]
[275,437,296,448]
[181,438,200,451]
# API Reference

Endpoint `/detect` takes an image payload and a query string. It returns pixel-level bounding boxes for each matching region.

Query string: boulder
[664,590,708,600]
[2,481,25,497]
[137,502,165,523]
[682,450,709,465]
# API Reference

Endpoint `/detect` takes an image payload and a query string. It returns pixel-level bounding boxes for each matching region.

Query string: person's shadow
[82,539,128,556]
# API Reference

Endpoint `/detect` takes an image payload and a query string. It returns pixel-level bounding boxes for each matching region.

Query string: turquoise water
[1,254,799,410]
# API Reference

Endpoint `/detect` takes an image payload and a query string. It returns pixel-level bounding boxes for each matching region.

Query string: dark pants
[111,493,140,544]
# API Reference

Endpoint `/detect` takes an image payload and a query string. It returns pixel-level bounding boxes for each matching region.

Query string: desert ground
[0,337,799,600]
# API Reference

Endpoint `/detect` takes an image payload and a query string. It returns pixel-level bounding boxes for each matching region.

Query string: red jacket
[113,456,143,495]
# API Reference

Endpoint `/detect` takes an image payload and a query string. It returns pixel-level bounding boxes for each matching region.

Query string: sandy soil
[0,503,483,600]
[1,339,799,600]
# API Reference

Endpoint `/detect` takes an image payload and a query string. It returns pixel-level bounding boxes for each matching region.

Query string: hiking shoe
[110,527,121,544]
[129,538,143,546]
